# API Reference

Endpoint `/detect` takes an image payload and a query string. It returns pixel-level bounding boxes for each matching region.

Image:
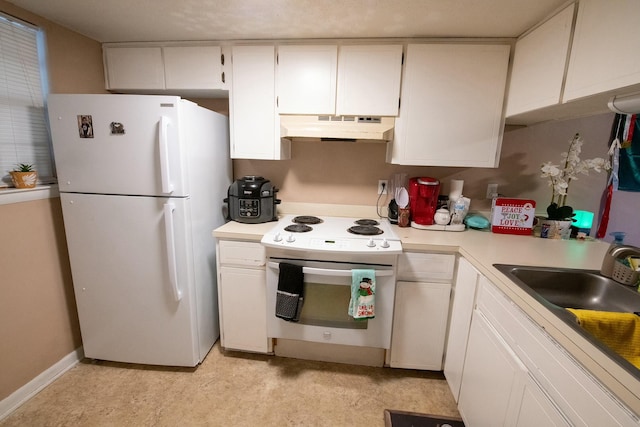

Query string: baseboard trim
[0,346,84,421]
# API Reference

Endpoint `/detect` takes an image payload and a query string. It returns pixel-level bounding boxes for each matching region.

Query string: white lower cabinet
[390,252,454,370]
[459,310,570,427]
[444,257,480,401]
[456,275,638,427]
[217,240,270,353]
[389,280,451,370]
[458,313,529,426]
[516,375,571,427]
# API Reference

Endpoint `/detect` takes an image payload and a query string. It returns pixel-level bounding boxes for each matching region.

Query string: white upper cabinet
[163,46,224,90]
[276,44,403,116]
[230,45,289,160]
[564,0,640,102]
[506,4,575,117]
[104,47,165,90]
[336,45,403,116]
[103,44,228,95]
[277,45,338,115]
[388,43,510,167]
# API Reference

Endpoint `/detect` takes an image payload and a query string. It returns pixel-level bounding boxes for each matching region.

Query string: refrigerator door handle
[163,202,182,302]
[159,116,174,194]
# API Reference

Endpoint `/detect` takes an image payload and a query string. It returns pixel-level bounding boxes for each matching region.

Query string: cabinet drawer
[397,252,455,281]
[219,240,265,266]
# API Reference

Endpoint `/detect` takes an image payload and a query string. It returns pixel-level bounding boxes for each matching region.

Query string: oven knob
[273,232,282,242]
[286,233,296,243]
[380,238,390,248]
[366,237,376,248]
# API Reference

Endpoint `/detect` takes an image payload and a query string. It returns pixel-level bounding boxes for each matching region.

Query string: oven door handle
[267,262,394,277]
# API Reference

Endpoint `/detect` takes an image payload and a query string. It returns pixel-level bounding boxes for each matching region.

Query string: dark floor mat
[384,409,465,427]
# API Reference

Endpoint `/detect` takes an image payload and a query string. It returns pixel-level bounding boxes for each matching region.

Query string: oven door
[266,259,396,349]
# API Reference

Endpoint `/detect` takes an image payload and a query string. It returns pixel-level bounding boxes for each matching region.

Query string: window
[0,12,53,188]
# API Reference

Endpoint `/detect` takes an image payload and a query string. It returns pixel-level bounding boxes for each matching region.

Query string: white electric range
[260,215,402,352]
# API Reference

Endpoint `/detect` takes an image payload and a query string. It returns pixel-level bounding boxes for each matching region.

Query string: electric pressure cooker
[225,176,280,223]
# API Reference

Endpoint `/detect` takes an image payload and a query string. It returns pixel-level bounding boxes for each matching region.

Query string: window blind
[0,13,53,187]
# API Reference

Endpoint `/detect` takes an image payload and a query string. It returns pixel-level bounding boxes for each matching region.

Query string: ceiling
[7,0,570,43]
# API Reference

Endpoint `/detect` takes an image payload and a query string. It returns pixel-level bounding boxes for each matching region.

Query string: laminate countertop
[213,218,640,416]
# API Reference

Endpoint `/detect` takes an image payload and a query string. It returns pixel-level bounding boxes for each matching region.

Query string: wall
[0,0,105,401]
[235,112,639,244]
[234,113,614,218]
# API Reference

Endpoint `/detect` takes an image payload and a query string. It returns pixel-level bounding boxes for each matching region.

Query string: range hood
[280,115,395,142]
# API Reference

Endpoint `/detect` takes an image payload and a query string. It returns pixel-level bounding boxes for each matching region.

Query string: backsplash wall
[234,112,615,216]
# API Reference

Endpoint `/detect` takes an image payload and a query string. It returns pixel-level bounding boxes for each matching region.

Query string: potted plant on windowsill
[539,133,610,239]
[9,163,38,189]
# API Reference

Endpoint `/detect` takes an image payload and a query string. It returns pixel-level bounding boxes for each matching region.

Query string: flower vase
[540,219,572,239]
[10,171,38,188]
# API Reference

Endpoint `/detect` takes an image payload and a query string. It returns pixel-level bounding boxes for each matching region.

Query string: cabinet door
[277,45,338,114]
[104,47,165,90]
[163,46,223,90]
[336,45,403,116]
[564,0,640,101]
[389,43,510,167]
[515,375,571,427]
[230,46,288,160]
[219,266,269,353]
[389,281,451,370]
[443,257,479,402]
[506,4,574,116]
[458,312,526,427]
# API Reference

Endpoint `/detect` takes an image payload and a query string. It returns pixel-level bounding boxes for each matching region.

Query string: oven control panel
[261,233,403,254]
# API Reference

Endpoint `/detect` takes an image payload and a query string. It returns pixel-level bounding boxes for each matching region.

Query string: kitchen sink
[494,264,640,378]
[493,264,640,313]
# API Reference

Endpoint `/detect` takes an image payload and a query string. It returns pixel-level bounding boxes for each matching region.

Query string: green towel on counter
[349,269,376,319]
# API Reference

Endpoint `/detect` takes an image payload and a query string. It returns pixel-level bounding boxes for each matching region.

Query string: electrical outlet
[486,183,498,199]
[378,180,388,195]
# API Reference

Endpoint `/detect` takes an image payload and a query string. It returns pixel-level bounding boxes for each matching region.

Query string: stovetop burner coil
[284,224,313,233]
[348,225,383,236]
[292,216,323,225]
[354,219,380,226]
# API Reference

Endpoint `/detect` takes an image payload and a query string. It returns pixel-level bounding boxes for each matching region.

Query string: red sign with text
[491,198,536,235]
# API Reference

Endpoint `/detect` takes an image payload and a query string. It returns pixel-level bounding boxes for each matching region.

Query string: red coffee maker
[408,177,440,226]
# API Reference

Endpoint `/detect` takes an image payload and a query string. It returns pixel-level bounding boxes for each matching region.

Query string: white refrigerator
[48,94,232,367]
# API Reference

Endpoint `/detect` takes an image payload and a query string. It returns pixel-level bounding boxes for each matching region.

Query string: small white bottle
[451,196,466,225]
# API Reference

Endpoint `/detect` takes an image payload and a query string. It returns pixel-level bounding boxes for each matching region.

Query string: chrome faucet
[600,244,640,280]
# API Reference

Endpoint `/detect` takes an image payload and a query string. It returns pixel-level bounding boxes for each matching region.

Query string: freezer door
[60,192,206,366]
[48,94,187,196]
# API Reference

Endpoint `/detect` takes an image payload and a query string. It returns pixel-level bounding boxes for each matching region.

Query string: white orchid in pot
[540,133,610,223]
